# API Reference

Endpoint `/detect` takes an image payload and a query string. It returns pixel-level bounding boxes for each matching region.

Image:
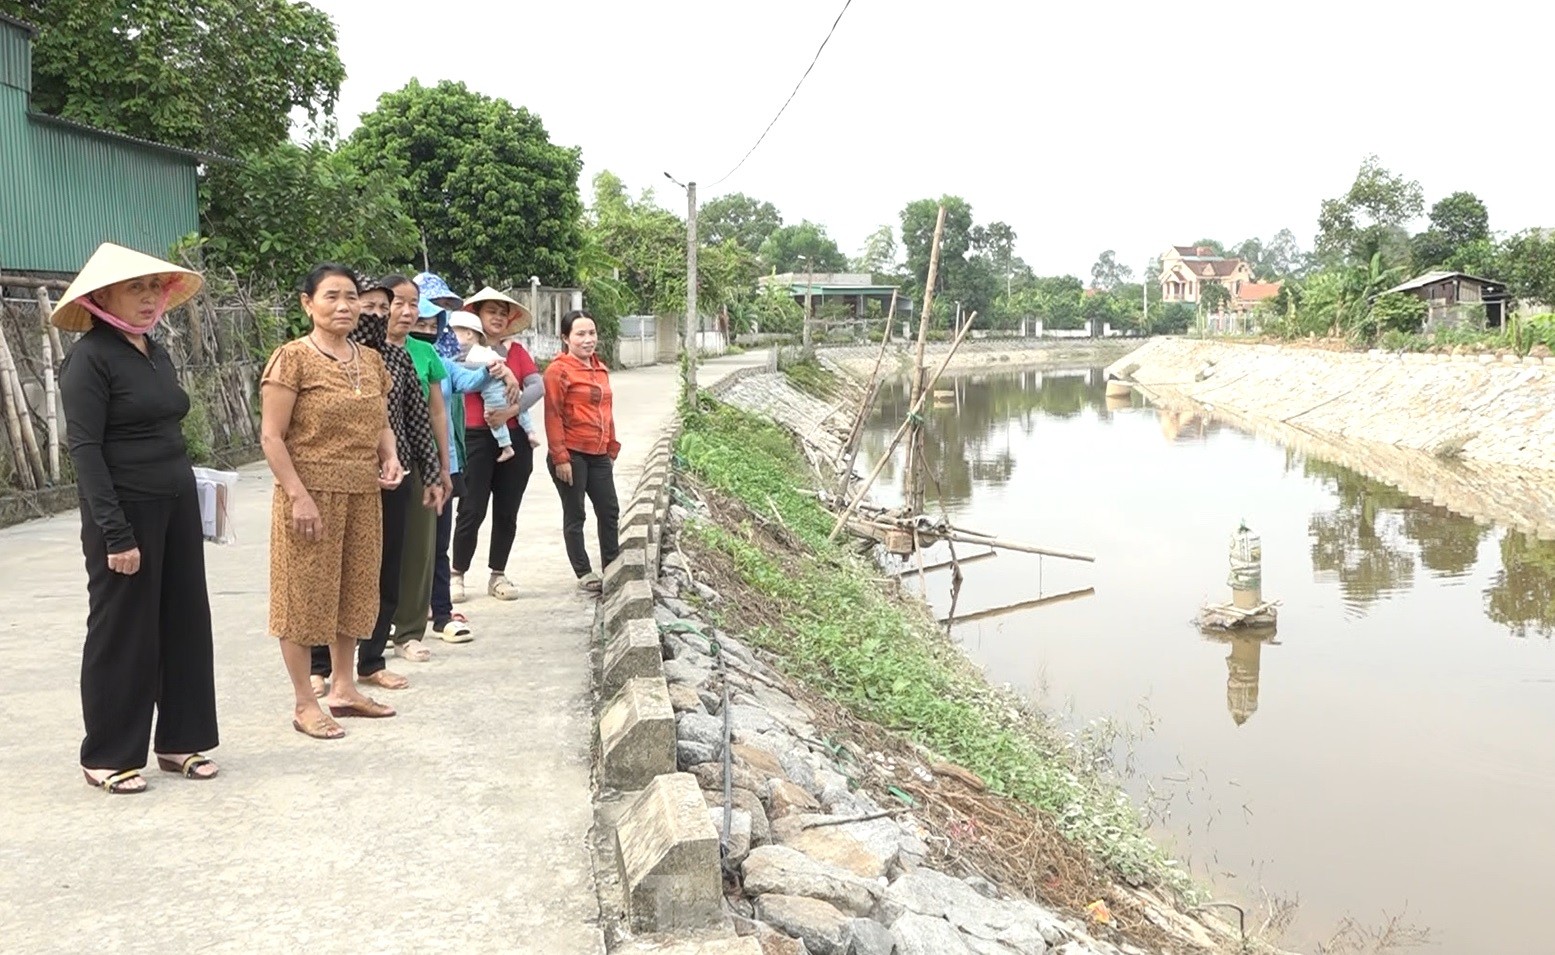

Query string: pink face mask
[80,281,176,334]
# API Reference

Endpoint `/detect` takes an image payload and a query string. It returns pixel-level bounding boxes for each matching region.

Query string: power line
[708,0,856,188]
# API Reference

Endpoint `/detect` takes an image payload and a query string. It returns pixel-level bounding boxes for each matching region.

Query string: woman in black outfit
[56,243,219,794]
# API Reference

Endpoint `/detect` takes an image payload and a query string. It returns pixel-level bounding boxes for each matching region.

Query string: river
[860,366,1555,954]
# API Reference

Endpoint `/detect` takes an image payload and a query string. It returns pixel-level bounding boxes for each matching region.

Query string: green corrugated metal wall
[0,18,199,275]
[0,18,28,91]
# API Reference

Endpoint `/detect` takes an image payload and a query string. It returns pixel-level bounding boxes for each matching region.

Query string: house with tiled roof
[1158,245,1281,313]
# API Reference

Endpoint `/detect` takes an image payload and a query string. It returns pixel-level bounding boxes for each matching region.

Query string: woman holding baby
[445,285,544,603]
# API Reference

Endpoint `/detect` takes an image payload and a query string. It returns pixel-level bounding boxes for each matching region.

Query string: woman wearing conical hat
[56,242,220,794]
[446,285,543,604]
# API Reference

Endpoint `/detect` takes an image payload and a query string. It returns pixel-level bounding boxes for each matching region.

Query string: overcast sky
[309,0,1555,280]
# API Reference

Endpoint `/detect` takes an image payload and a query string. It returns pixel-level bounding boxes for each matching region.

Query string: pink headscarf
[79,283,176,334]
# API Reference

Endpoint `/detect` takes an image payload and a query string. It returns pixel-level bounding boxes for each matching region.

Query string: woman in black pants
[448,292,544,601]
[543,310,621,593]
[56,242,219,793]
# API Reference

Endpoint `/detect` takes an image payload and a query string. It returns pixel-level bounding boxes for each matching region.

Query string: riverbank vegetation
[674,396,1190,899]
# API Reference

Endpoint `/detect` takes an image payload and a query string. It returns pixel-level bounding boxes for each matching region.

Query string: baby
[447,312,537,462]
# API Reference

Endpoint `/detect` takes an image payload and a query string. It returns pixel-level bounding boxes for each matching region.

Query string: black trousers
[452,427,533,575]
[312,481,408,678]
[548,451,621,577]
[79,492,219,770]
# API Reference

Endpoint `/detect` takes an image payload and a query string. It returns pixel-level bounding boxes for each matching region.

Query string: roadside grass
[676,396,1185,890]
[775,355,843,400]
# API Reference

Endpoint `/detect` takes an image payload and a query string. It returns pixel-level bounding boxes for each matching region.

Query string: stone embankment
[1109,339,1555,538]
[586,370,1232,953]
[824,339,1138,379]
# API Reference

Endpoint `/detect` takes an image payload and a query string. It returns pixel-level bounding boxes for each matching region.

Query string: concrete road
[0,350,768,955]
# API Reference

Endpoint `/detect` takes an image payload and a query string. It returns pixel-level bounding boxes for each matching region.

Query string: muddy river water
[861,366,1555,954]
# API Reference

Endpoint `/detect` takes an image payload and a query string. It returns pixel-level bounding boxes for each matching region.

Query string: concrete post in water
[1228,522,1261,610]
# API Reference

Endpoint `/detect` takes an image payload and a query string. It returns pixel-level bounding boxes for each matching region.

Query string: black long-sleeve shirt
[60,323,194,552]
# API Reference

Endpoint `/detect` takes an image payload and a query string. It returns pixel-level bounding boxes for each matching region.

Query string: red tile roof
[1237,281,1282,302]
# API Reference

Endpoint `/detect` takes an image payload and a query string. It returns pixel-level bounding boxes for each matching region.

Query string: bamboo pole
[0,275,69,291]
[933,526,1094,563]
[34,286,59,483]
[904,206,948,515]
[828,309,978,540]
[837,289,897,495]
[892,549,997,576]
[939,587,1096,625]
[0,323,38,490]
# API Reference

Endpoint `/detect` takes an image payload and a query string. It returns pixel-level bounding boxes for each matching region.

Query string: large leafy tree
[344,80,583,292]
[757,221,846,274]
[585,171,750,321]
[1412,191,1491,273]
[901,196,974,297]
[852,225,900,277]
[3,0,344,158]
[1501,230,1555,306]
[200,140,418,294]
[1315,155,1423,266]
[1088,250,1133,291]
[699,193,782,257]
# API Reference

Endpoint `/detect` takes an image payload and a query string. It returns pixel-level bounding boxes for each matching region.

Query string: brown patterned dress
[261,338,391,646]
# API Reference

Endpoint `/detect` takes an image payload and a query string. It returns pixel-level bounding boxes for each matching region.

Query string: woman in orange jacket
[543,309,621,593]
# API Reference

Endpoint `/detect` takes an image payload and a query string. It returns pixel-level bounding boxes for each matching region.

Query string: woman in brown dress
[260,264,405,739]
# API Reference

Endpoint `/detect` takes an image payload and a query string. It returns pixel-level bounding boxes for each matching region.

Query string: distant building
[1159,245,1282,326]
[757,272,910,321]
[1383,270,1510,329]
[1,13,205,275]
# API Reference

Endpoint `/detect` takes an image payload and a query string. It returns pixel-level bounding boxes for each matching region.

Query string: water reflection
[862,365,1555,950]
[1486,533,1555,639]
[875,366,1555,635]
[1203,632,1279,726]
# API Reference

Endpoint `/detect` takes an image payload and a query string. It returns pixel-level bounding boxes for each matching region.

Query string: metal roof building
[0,13,203,275]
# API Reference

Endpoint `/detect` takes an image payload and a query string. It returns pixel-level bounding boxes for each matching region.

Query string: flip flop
[83,768,145,794]
[327,698,397,719]
[156,754,218,779]
[293,715,346,739]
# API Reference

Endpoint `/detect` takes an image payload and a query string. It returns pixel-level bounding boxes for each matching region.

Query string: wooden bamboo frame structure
[35,286,60,482]
[0,321,43,489]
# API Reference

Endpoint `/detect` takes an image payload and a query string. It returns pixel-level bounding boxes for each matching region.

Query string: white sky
[309,0,1555,279]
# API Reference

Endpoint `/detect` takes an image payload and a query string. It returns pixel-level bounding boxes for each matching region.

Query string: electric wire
[708,0,856,188]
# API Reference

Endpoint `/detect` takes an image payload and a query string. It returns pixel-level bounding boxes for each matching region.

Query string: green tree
[757,221,846,274]
[1411,192,1491,272]
[1263,228,1312,279]
[3,0,344,158]
[1367,291,1427,335]
[344,80,583,292]
[852,224,900,277]
[1199,280,1231,314]
[1315,155,1423,266]
[901,196,975,297]
[699,193,782,256]
[1088,250,1133,291]
[200,139,418,294]
[1499,230,1555,306]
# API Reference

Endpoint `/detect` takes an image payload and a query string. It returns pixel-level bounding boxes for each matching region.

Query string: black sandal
[156,754,218,779]
[83,768,145,794]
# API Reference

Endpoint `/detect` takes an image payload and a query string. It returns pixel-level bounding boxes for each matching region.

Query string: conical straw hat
[462,286,532,332]
[51,243,204,332]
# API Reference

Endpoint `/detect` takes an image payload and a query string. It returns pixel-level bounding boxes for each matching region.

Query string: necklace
[307,334,363,395]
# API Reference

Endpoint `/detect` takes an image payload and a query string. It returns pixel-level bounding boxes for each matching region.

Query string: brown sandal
[156,754,218,779]
[292,714,346,739]
[83,768,145,794]
[326,697,396,719]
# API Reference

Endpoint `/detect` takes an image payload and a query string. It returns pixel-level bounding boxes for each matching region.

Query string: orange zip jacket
[543,352,620,465]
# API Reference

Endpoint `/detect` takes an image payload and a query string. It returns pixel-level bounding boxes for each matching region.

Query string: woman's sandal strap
[97,770,142,792]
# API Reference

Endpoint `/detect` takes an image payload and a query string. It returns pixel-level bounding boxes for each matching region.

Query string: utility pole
[684,180,699,400]
[1142,261,1149,335]
[800,255,814,358]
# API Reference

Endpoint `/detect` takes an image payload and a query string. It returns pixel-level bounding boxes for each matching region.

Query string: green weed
[677,398,1185,889]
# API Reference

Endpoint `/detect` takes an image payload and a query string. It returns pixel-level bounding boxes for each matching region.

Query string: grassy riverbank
[674,395,1187,895]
